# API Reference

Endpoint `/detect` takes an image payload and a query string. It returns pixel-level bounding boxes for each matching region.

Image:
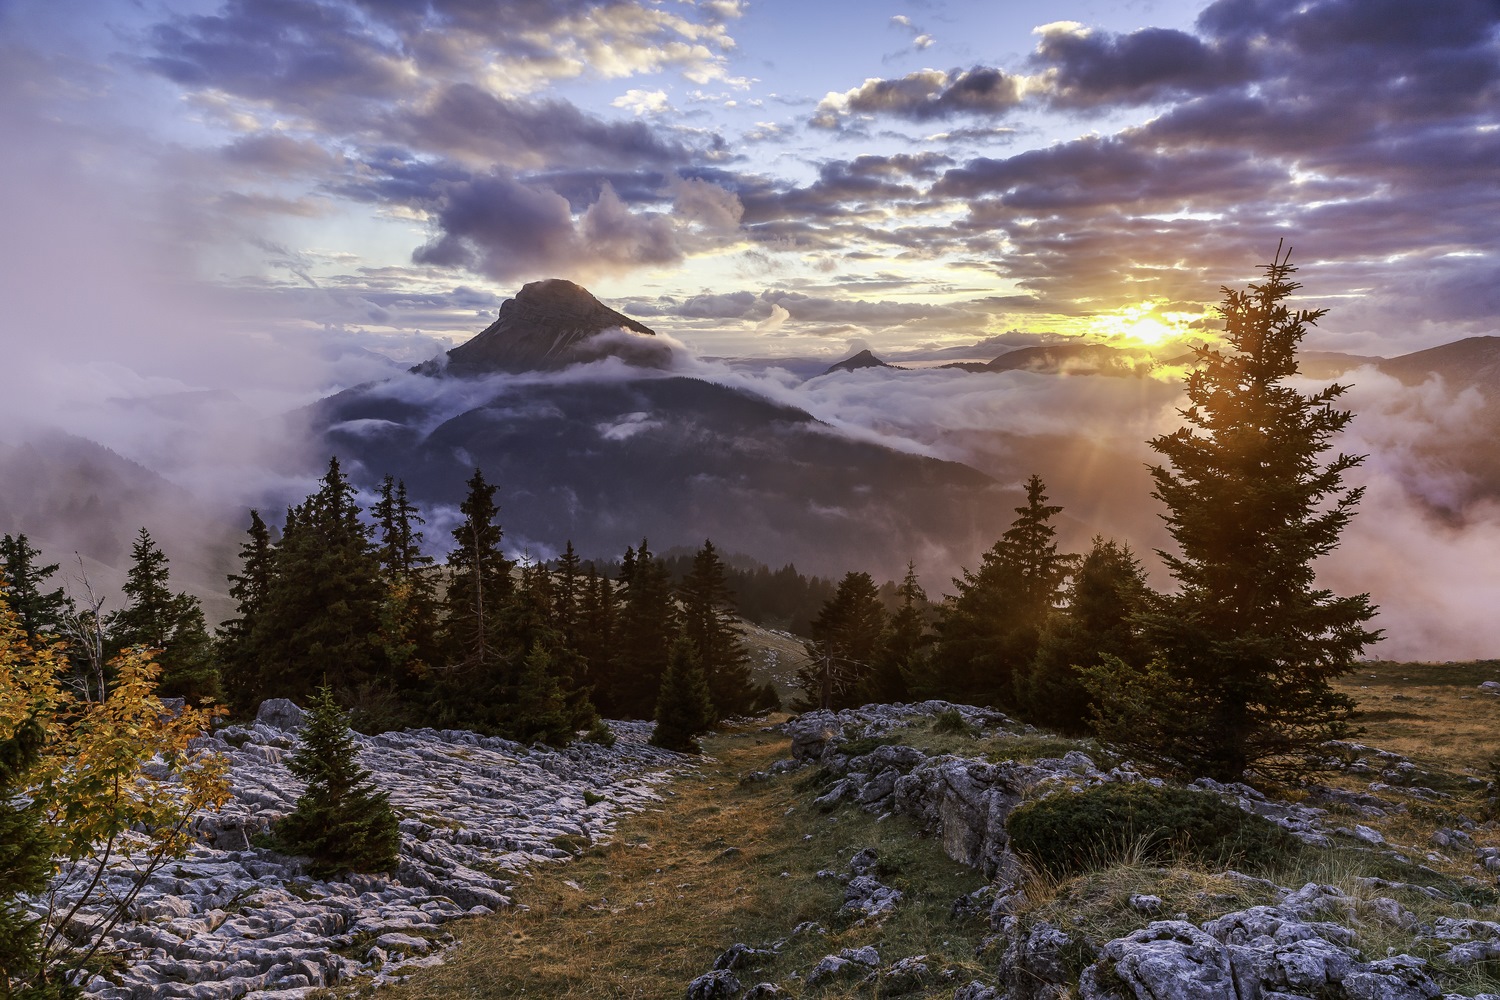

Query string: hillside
[58,664,1500,999]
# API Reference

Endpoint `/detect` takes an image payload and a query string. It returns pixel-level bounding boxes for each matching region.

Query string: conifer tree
[371,477,440,681]
[253,459,386,703]
[1019,537,1150,733]
[1085,247,1379,781]
[0,535,71,641]
[650,637,713,753]
[575,566,617,706]
[443,469,512,667]
[552,542,584,649]
[678,540,755,719]
[111,528,219,703]
[218,511,275,713]
[606,539,678,718]
[933,475,1073,705]
[874,561,928,702]
[509,643,574,747]
[795,571,888,711]
[276,686,400,878]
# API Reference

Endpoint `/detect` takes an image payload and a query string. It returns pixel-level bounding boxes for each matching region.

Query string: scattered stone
[1129,894,1164,915]
[685,970,741,999]
[713,943,774,971]
[879,955,932,995]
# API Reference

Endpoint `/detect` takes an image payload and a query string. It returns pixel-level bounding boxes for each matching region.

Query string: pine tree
[1020,537,1150,733]
[552,542,584,649]
[650,637,713,753]
[0,535,71,641]
[111,528,219,704]
[371,477,440,681]
[606,540,679,719]
[276,686,401,878]
[218,511,275,713]
[575,566,617,707]
[678,540,754,719]
[933,475,1073,706]
[795,571,888,711]
[875,561,929,702]
[1085,246,1379,781]
[443,469,512,668]
[509,643,574,747]
[253,459,386,703]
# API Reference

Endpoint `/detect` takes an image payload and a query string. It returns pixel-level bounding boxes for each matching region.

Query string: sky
[3,0,1498,373]
[4,0,1500,659]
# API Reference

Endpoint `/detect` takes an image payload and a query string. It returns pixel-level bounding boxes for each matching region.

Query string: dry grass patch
[361,722,993,999]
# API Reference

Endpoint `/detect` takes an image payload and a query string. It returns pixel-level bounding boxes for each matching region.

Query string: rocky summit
[416,278,666,376]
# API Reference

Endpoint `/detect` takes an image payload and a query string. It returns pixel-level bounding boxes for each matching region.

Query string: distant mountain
[944,343,1156,377]
[305,374,1007,579]
[0,431,238,619]
[300,282,1016,578]
[821,350,903,376]
[1376,336,1500,391]
[414,278,667,376]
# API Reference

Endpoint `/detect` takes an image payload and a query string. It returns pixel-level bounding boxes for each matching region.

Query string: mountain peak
[417,279,664,376]
[823,349,902,375]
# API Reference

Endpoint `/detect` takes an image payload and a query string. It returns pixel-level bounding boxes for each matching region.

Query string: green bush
[1006,782,1297,877]
[931,709,973,736]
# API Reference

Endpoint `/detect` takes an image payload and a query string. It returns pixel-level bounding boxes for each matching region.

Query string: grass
[354,722,995,999]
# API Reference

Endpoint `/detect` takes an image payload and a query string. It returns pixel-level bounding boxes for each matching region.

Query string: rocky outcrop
[418,278,665,375]
[38,712,688,999]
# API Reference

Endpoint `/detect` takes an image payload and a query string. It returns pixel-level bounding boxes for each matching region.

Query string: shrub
[931,709,973,736]
[1006,782,1297,878]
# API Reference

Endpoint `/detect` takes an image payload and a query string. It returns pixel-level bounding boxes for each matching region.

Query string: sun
[1089,302,1196,349]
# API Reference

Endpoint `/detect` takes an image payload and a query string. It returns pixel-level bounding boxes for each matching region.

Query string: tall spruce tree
[253,459,386,703]
[795,571,888,711]
[371,477,440,681]
[111,528,219,703]
[275,686,400,878]
[606,540,678,719]
[650,637,713,753]
[678,540,754,719]
[0,534,71,641]
[218,511,275,713]
[0,708,53,996]
[874,561,928,702]
[443,469,512,668]
[933,475,1073,706]
[1084,247,1379,781]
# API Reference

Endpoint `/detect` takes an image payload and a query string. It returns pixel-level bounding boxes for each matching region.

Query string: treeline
[1,464,779,750]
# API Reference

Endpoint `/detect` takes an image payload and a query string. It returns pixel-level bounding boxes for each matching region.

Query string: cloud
[413,175,684,281]
[755,303,790,332]
[612,88,673,115]
[1027,21,1250,108]
[811,67,1025,128]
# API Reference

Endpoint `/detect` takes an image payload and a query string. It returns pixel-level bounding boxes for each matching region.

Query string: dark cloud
[395,84,690,169]
[1029,24,1251,107]
[413,174,681,281]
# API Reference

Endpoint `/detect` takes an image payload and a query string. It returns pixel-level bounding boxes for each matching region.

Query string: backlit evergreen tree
[443,469,512,668]
[605,540,678,718]
[795,571,887,711]
[1019,537,1150,733]
[1085,246,1379,781]
[933,475,1073,706]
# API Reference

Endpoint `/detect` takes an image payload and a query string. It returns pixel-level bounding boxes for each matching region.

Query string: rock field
[39,700,690,1000]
